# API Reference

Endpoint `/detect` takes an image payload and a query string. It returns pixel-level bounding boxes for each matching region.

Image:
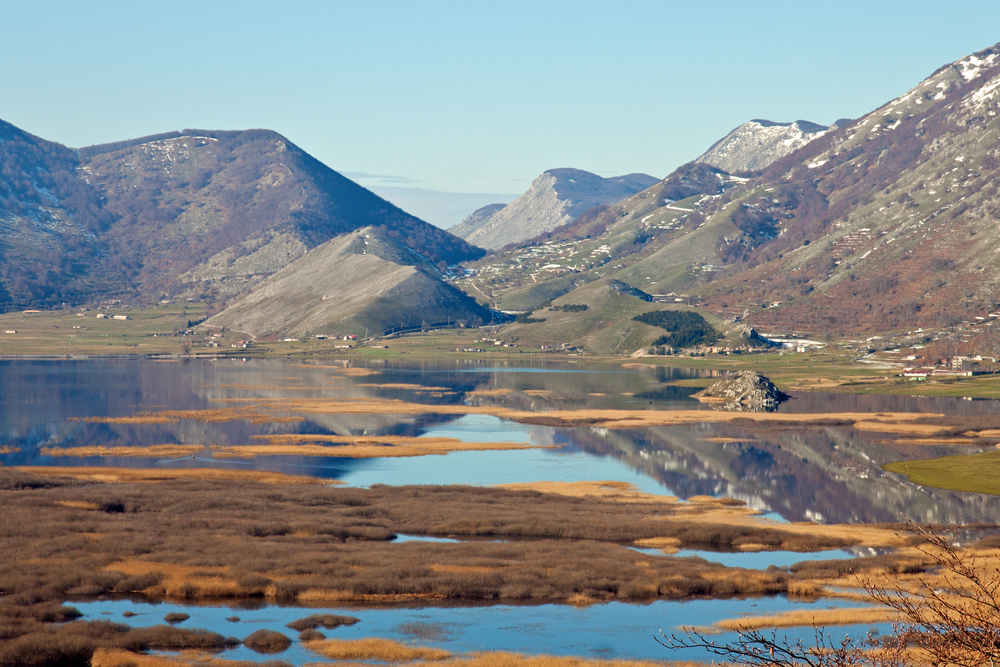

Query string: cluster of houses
[476,337,516,348]
[902,355,1000,380]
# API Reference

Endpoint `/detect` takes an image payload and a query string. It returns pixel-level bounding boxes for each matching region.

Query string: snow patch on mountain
[695,119,828,173]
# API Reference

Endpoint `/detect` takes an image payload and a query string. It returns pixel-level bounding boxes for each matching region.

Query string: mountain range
[465,42,1000,344]
[0,125,485,332]
[4,42,1000,346]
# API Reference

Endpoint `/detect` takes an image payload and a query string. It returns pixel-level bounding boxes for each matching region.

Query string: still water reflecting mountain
[1,358,998,524]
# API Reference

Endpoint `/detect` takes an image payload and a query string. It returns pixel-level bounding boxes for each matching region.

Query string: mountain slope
[0,123,485,313]
[694,43,1000,332]
[205,227,492,338]
[695,119,831,173]
[448,203,507,238]
[460,42,1000,337]
[450,168,658,250]
[455,162,744,311]
[80,129,485,301]
[0,121,120,310]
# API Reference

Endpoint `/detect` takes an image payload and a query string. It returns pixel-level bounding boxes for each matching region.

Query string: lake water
[1,358,996,664]
[3,358,997,524]
[71,596,889,665]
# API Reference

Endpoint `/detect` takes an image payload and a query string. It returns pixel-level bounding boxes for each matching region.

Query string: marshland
[2,357,1000,666]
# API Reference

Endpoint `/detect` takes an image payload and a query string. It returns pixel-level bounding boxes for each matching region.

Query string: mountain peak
[450,168,658,250]
[696,119,829,173]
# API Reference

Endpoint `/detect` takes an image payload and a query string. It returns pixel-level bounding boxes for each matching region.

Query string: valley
[4,34,1000,667]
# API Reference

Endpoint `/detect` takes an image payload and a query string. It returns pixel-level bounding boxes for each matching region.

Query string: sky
[4,1,1000,225]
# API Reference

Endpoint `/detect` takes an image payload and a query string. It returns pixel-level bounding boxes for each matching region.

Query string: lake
[1,357,996,664]
[2,358,996,524]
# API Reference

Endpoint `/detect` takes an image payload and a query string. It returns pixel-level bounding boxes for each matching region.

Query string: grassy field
[0,303,211,356]
[882,450,1000,496]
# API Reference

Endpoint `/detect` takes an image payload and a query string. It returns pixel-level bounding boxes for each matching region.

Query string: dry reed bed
[305,637,451,661]
[0,467,947,666]
[41,444,205,458]
[210,436,544,459]
[92,647,291,667]
[72,395,965,438]
[356,383,454,391]
[14,466,323,485]
[710,606,899,631]
[303,638,691,666]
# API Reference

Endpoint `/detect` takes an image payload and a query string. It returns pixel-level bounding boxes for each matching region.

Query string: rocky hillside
[450,168,658,250]
[455,162,744,312]
[449,203,507,238]
[695,119,834,173]
[460,42,1000,338]
[0,123,485,312]
[697,43,1000,333]
[205,227,493,339]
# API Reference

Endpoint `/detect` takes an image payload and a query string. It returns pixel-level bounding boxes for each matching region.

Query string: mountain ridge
[0,123,485,313]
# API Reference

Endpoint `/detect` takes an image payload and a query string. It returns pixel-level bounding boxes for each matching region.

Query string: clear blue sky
[3,1,999,195]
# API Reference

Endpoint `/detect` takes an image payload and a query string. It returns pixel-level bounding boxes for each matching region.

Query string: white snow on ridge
[959,52,999,81]
[965,73,1000,111]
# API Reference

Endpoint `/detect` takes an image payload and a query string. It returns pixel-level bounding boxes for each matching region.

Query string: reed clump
[241,629,291,654]
[303,637,452,661]
[286,613,360,631]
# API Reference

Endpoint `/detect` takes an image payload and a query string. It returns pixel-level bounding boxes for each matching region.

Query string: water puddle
[626,546,861,570]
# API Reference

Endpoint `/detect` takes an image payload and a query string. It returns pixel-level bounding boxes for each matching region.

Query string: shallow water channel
[2,358,998,663]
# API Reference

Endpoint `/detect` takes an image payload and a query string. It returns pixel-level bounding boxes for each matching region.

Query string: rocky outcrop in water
[693,370,790,411]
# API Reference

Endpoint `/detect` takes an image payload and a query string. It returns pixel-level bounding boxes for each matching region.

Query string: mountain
[455,161,744,312]
[0,124,485,312]
[449,168,659,250]
[360,187,517,229]
[80,129,485,300]
[695,119,831,173]
[465,42,1000,341]
[205,226,493,338]
[694,43,1000,333]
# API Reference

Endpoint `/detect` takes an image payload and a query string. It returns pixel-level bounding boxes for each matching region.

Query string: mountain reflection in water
[1,358,999,525]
